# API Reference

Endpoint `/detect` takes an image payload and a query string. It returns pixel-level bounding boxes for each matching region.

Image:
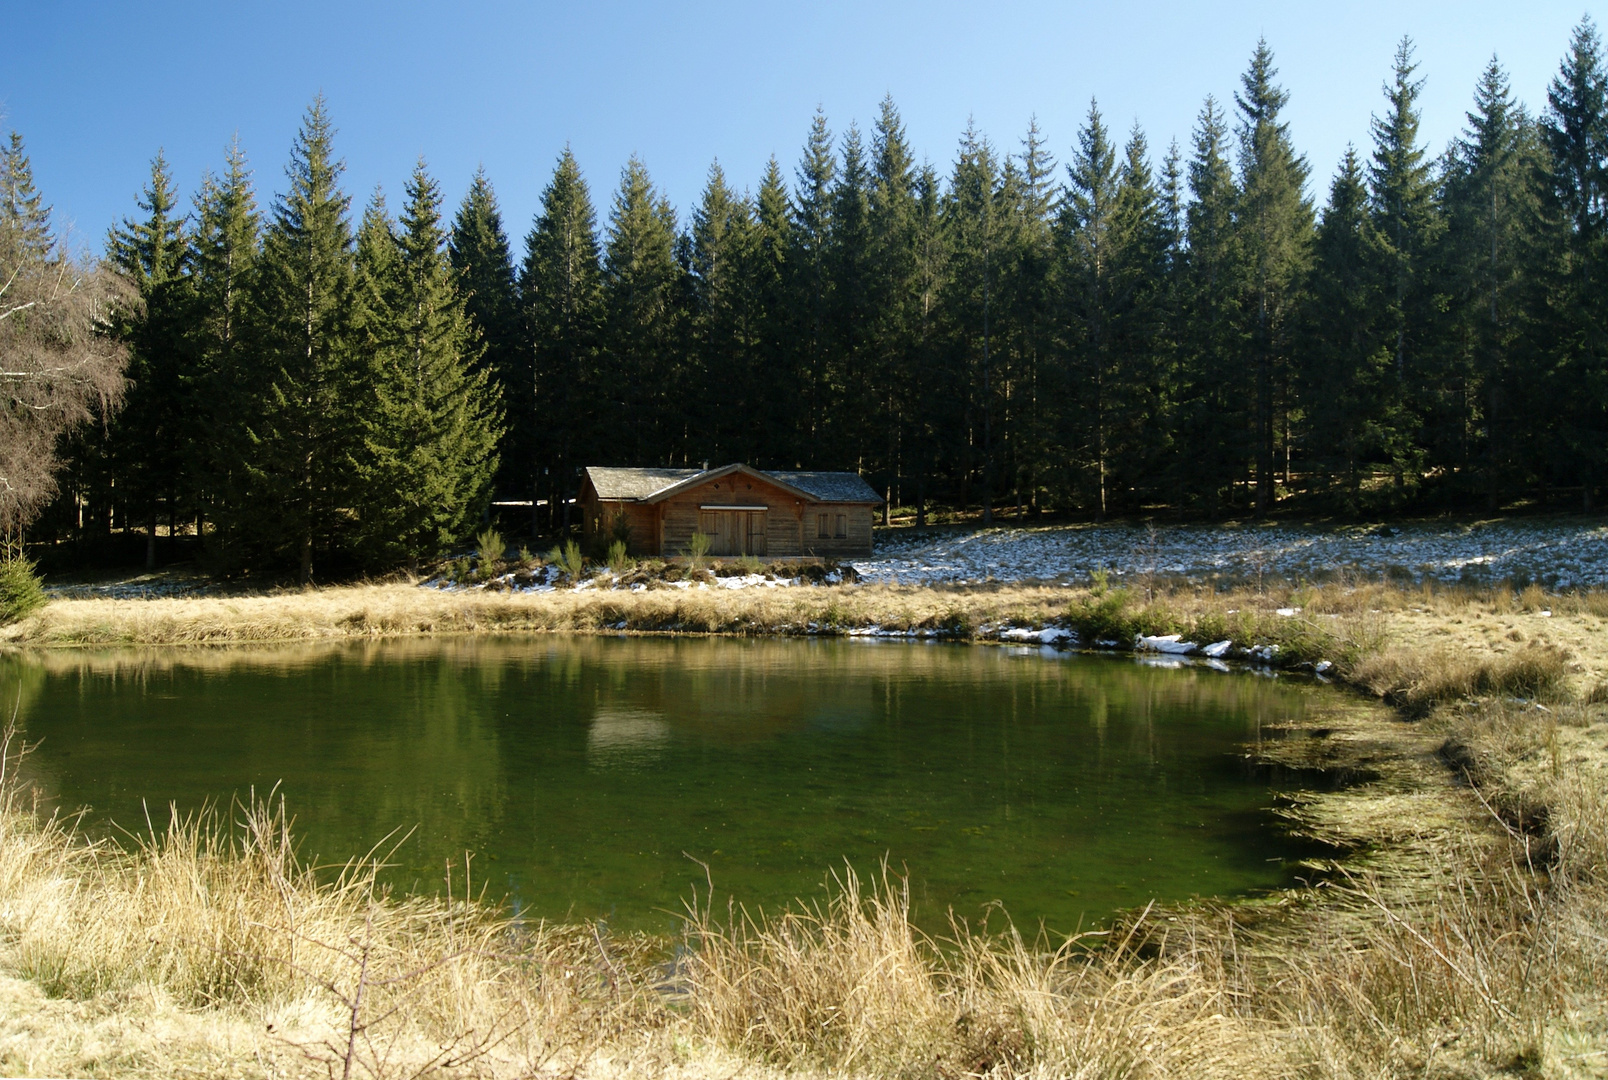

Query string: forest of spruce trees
[12,24,1608,579]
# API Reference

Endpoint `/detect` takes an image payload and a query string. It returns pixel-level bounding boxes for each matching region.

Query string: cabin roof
[584,467,701,501]
[768,471,882,503]
[584,464,882,505]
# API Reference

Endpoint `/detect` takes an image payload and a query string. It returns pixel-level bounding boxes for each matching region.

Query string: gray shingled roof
[584,467,700,500]
[769,471,882,503]
[585,465,881,504]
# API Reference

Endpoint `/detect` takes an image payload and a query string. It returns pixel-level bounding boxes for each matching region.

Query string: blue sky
[3,1,1600,251]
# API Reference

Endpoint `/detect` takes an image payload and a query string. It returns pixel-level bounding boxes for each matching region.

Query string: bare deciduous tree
[0,130,128,541]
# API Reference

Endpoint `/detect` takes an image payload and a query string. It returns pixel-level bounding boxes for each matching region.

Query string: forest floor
[3,520,1608,1076]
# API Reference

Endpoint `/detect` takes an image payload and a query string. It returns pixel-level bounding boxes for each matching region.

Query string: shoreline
[0,577,1604,1075]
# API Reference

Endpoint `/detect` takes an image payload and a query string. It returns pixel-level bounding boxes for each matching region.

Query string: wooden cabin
[579,464,883,558]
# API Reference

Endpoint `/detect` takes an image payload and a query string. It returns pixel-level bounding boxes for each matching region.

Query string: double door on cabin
[698,508,768,556]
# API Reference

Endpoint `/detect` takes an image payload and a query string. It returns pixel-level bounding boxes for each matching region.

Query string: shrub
[609,511,633,546]
[0,553,46,624]
[546,540,586,582]
[688,531,712,570]
[607,540,632,574]
[475,527,504,571]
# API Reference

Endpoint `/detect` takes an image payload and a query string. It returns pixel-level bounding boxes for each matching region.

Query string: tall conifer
[190,138,261,538]
[1539,17,1608,507]
[522,148,602,529]
[230,96,359,582]
[356,163,501,565]
[448,169,520,495]
[600,157,682,465]
[1235,40,1313,511]
[106,152,192,566]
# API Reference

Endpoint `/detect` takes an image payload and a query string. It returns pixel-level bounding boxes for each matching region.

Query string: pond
[1,636,1332,934]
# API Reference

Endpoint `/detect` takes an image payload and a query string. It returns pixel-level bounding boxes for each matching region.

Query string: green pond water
[1,636,1331,933]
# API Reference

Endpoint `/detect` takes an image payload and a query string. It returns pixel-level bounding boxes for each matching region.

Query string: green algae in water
[3,636,1324,933]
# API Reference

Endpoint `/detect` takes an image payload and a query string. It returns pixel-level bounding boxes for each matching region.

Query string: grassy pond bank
[0,571,1607,1077]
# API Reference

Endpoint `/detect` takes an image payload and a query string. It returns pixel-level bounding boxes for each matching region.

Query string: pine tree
[355,163,502,566]
[999,118,1057,517]
[867,96,920,517]
[1055,100,1121,517]
[190,139,262,558]
[749,157,796,464]
[106,151,192,566]
[688,161,754,462]
[828,122,875,465]
[0,132,52,273]
[521,148,602,532]
[1106,123,1174,507]
[1235,39,1313,512]
[909,162,947,524]
[448,169,520,497]
[1368,37,1444,487]
[1538,17,1608,507]
[228,96,359,582]
[1440,58,1540,505]
[1302,148,1399,502]
[599,156,682,465]
[945,121,1004,518]
[790,109,836,449]
[1174,97,1244,513]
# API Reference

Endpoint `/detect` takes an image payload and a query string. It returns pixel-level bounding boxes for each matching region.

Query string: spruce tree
[0,132,52,271]
[229,96,359,582]
[1000,118,1057,517]
[192,138,263,552]
[749,157,796,464]
[356,163,502,566]
[867,96,920,516]
[1055,100,1121,517]
[1539,17,1608,507]
[1368,37,1443,487]
[521,148,602,531]
[599,157,682,465]
[106,151,192,566]
[790,109,836,449]
[1301,148,1399,503]
[448,169,520,498]
[1106,123,1174,507]
[1440,58,1539,505]
[1235,39,1313,512]
[688,161,756,461]
[828,123,875,464]
[1174,97,1244,513]
[946,121,1004,517]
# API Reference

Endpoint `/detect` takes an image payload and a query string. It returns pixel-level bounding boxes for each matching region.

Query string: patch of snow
[854,520,1608,589]
[1201,640,1233,658]
[1275,607,1301,617]
[1137,634,1198,654]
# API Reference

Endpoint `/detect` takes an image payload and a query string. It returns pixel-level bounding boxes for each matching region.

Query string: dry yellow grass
[3,577,1608,1076]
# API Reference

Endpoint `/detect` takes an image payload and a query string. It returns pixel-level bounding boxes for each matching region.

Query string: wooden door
[697,511,738,555]
[745,511,768,556]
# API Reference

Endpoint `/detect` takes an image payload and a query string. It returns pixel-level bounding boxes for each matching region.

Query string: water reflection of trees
[0,637,1330,919]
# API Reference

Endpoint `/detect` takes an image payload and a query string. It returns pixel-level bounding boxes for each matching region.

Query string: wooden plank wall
[585,476,875,558]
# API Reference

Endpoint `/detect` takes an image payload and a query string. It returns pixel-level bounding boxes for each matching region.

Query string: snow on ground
[852,519,1608,589]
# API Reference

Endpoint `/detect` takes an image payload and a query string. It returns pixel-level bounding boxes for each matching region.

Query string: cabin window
[835,514,847,539]
[817,513,830,539]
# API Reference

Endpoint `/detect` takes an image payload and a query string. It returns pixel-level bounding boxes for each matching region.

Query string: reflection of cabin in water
[579,464,882,558]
